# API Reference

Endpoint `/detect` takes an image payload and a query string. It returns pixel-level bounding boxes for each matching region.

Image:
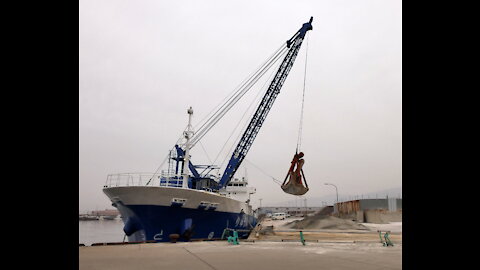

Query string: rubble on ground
[286,214,369,230]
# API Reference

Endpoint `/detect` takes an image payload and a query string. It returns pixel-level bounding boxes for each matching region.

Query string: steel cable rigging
[296,33,309,153]
[189,43,289,148]
[162,18,314,192]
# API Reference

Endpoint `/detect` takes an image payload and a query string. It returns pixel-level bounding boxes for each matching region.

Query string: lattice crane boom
[217,17,313,189]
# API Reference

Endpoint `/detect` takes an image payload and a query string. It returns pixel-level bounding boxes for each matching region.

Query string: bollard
[384,231,394,247]
[300,231,305,246]
[377,230,384,244]
[227,230,239,245]
[378,230,393,247]
[169,234,180,243]
[232,230,239,245]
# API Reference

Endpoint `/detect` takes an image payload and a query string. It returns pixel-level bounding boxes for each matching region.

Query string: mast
[182,106,194,188]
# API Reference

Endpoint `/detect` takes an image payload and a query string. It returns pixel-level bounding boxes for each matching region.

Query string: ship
[102,17,313,242]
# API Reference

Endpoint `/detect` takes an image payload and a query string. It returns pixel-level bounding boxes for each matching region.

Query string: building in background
[256,206,331,217]
[334,198,402,223]
[90,209,119,217]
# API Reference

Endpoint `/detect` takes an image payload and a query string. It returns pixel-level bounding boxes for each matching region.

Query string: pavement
[79,240,401,270]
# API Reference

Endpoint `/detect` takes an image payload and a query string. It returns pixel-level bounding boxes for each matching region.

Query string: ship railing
[105,172,185,188]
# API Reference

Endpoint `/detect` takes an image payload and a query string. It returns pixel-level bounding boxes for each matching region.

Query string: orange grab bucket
[281,152,309,195]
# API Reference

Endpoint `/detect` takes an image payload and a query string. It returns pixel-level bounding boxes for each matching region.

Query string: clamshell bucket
[281,152,309,195]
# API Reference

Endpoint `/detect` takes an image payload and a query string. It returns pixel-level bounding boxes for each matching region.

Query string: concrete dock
[79,240,401,270]
[80,218,402,269]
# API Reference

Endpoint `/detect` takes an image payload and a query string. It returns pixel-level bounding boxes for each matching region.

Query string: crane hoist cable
[145,152,171,185]
[173,46,285,176]
[193,43,286,133]
[217,59,283,172]
[174,41,288,178]
[192,56,284,179]
[189,44,288,149]
[297,32,309,152]
[191,47,288,149]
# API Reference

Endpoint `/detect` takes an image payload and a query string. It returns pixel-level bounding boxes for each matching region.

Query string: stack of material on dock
[286,214,369,230]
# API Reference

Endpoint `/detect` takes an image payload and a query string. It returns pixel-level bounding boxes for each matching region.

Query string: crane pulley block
[281,152,309,195]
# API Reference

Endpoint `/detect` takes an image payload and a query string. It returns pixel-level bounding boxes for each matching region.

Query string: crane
[217,17,313,189]
[168,17,313,192]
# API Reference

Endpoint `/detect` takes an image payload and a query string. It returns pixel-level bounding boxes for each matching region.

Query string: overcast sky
[79,0,402,212]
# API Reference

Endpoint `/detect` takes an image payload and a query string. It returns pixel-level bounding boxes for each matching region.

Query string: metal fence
[104,172,186,188]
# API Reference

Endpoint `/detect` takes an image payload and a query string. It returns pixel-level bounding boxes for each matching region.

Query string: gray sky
[80,0,402,212]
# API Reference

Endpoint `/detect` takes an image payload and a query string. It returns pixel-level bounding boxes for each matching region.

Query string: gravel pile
[286,214,369,230]
[258,225,275,235]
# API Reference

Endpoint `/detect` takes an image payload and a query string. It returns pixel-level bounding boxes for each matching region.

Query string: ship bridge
[219,176,256,203]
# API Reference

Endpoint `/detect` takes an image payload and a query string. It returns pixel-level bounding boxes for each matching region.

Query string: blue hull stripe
[121,204,257,242]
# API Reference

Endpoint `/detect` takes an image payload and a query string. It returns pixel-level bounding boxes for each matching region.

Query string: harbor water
[79,219,125,246]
